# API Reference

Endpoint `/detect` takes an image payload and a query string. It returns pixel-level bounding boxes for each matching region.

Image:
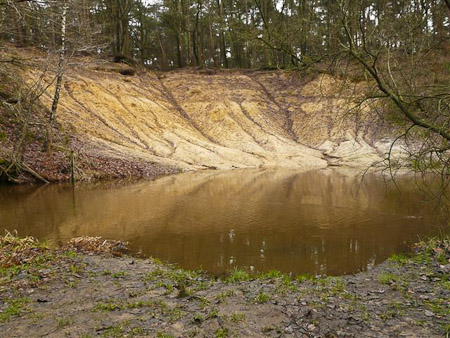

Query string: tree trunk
[217,0,228,68]
[47,0,67,154]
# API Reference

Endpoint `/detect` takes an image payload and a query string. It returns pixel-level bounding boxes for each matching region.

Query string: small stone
[307,324,316,331]
[424,310,433,317]
[284,326,294,334]
[16,272,27,280]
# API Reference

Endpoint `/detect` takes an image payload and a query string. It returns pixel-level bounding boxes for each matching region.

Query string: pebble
[284,326,294,334]
[439,264,450,273]
[307,324,316,331]
[424,310,434,317]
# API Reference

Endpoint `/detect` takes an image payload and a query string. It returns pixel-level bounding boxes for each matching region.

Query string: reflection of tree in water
[0,169,443,276]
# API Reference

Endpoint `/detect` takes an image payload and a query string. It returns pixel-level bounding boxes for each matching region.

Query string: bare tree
[47,0,68,154]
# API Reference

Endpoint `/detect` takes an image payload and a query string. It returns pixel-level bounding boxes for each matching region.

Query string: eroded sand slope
[37,65,394,171]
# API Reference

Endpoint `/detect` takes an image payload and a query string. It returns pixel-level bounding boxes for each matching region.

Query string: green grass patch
[424,298,450,316]
[379,301,404,321]
[225,268,250,283]
[57,317,74,327]
[254,292,270,304]
[191,313,204,324]
[258,270,285,279]
[112,271,126,278]
[215,328,229,338]
[216,289,235,303]
[389,253,409,265]
[206,308,219,319]
[230,312,246,322]
[296,274,316,283]
[156,332,174,338]
[378,272,400,285]
[95,302,123,311]
[0,297,30,322]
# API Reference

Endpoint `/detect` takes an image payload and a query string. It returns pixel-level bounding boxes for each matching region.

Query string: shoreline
[0,235,449,337]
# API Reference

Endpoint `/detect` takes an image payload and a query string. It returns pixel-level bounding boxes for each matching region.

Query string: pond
[0,169,445,276]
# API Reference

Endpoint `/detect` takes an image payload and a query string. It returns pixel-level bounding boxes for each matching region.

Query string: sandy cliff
[1,48,399,180]
[35,63,394,172]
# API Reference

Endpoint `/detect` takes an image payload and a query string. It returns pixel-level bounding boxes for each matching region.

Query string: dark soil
[0,236,449,337]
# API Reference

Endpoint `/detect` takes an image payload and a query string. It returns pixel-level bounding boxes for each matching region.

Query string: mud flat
[0,235,449,337]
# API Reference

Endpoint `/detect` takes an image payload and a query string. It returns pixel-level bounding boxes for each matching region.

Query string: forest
[1,0,449,70]
[0,0,449,183]
[0,1,450,337]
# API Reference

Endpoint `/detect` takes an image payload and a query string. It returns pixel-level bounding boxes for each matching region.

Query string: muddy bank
[0,235,449,337]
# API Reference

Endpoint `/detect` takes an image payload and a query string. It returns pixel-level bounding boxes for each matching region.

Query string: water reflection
[0,169,443,276]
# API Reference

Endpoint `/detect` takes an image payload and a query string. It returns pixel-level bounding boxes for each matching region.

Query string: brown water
[0,169,444,276]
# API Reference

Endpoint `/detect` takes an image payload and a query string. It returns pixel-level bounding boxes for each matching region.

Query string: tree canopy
[1,0,448,69]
